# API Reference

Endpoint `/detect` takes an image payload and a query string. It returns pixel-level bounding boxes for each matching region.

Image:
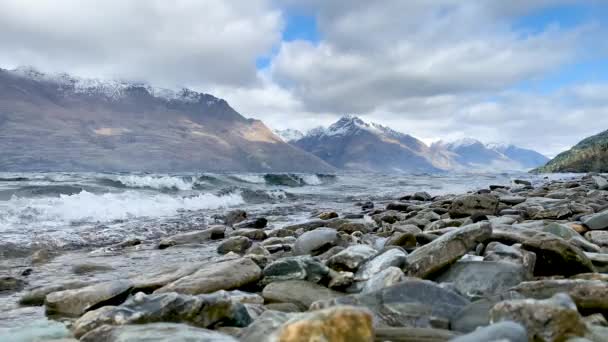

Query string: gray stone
[45,280,133,317]
[0,276,27,293]
[262,280,344,310]
[293,228,339,256]
[230,228,268,241]
[405,223,492,278]
[483,242,536,277]
[450,321,527,342]
[592,176,608,190]
[433,260,528,299]
[451,292,524,333]
[19,281,89,306]
[354,248,407,282]
[239,310,292,342]
[374,327,458,342]
[217,236,253,254]
[490,293,587,342]
[71,263,114,275]
[384,232,417,249]
[155,257,261,295]
[360,266,404,294]
[585,231,608,247]
[80,323,238,342]
[262,255,330,284]
[582,209,608,230]
[511,279,608,314]
[585,252,608,273]
[157,226,225,249]
[326,245,377,272]
[449,194,499,218]
[499,196,527,205]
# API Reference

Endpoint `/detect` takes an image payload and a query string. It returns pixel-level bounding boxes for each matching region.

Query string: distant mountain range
[534,129,608,173]
[285,115,549,173]
[0,67,334,172]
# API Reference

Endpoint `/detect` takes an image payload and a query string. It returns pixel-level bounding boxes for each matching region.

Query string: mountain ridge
[533,129,608,173]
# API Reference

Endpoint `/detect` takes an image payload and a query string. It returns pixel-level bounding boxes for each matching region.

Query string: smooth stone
[433,260,528,299]
[511,279,608,314]
[318,211,339,220]
[130,262,203,293]
[482,242,536,277]
[230,228,268,241]
[72,291,252,338]
[405,223,492,278]
[360,266,404,294]
[542,223,601,253]
[264,303,302,313]
[490,293,587,342]
[262,255,330,284]
[312,278,469,328]
[449,194,499,218]
[80,323,238,342]
[328,270,355,289]
[374,327,458,342]
[234,217,267,229]
[157,226,225,249]
[582,209,608,230]
[520,231,596,276]
[0,276,27,293]
[585,252,608,273]
[451,292,524,333]
[217,236,253,254]
[585,231,608,247]
[239,310,292,342]
[326,245,377,272]
[499,196,527,205]
[384,232,417,249]
[450,321,527,342]
[354,248,407,282]
[155,257,261,295]
[293,228,339,256]
[262,280,344,310]
[45,280,133,317]
[386,202,410,212]
[71,263,114,275]
[19,281,89,306]
[270,306,373,342]
[592,176,608,190]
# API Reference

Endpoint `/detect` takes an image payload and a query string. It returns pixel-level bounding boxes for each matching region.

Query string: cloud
[0,0,282,88]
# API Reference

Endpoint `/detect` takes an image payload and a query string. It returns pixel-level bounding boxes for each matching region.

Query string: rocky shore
[2,174,608,341]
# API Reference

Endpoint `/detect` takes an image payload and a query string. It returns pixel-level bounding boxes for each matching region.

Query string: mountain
[0,67,334,172]
[292,115,442,172]
[488,143,549,169]
[533,129,608,173]
[273,129,304,142]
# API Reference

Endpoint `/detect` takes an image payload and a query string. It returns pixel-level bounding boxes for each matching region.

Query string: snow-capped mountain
[0,67,334,172]
[288,116,548,172]
[292,115,441,172]
[273,128,304,142]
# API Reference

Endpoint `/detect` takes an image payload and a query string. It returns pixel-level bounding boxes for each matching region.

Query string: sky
[1,0,607,157]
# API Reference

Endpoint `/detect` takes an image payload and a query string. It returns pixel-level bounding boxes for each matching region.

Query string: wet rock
[0,275,26,293]
[386,202,410,212]
[326,245,377,272]
[224,209,247,226]
[412,191,433,201]
[354,248,407,282]
[360,266,404,294]
[490,293,587,342]
[230,228,268,241]
[582,210,608,230]
[234,217,268,229]
[585,252,608,273]
[361,201,374,210]
[433,260,528,299]
[334,221,370,234]
[19,281,89,306]
[293,228,339,256]
[499,196,527,205]
[239,310,293,342]
[282,220,326,233]
[270,306,373,342]
[542,222,601,253]
[449,194,499,218]
[585,231,608,247]
[157,226,225,249]
[312,278,469,328]
[405,222,492,278]
[217,236,253,254]
[318,211,339,220]
[262,280,344,310]
[592,176,608,190]
[511,279,608,314]
[451,321,527,342]
[262,256,330,284]
[156,257,261,295]
[520,231,596,276]
[451,292,524,333]
[80,323,239,342]
[482,242,536,277]
[73,291,252,338]
[45,280,133,317]
[71,263,114,275]
[513,179,532,187]
[384,232,417,249]
[130,263,204,293]
[30,249,55,264]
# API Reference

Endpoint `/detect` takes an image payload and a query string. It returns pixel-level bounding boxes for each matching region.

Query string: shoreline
[1,173,608,341]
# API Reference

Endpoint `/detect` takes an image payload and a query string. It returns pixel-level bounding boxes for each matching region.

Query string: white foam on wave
[115,175,194,190]
[231,174,266,184]
[0,190,244,230]
[301,174,322,185]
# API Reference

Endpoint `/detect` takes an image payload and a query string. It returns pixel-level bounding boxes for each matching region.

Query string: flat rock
[262,280,344,310]
[449,194,499,218]
[360,266,404,294]
[405,222,492,278]
[582,209,608,230]
[450,321,527,342]
[499,196,527,205]
[312,278,469,328]
[19,281,89,306]
[155,257,261,295]
[354,248,407,282]
[45,280,133,317]
[326,245,377,272]
[217,236,253,254]
[451,291,524,333]
[490,293,586,342]
[270,306,373,342]
[585,230,608,247]
[433,260,528,299]
[592,176,608,190]
[157,226,225,249]
[262,255,330,284]
[293,228,339,256]
[0,276,27,293]
[239,310,293,342]
[80,323,238,342]
[72,291,252,338]
[511,279,608,314]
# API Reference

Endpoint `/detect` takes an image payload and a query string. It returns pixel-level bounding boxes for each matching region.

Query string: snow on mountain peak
[7,66,217,104]
[273,129,304,142]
